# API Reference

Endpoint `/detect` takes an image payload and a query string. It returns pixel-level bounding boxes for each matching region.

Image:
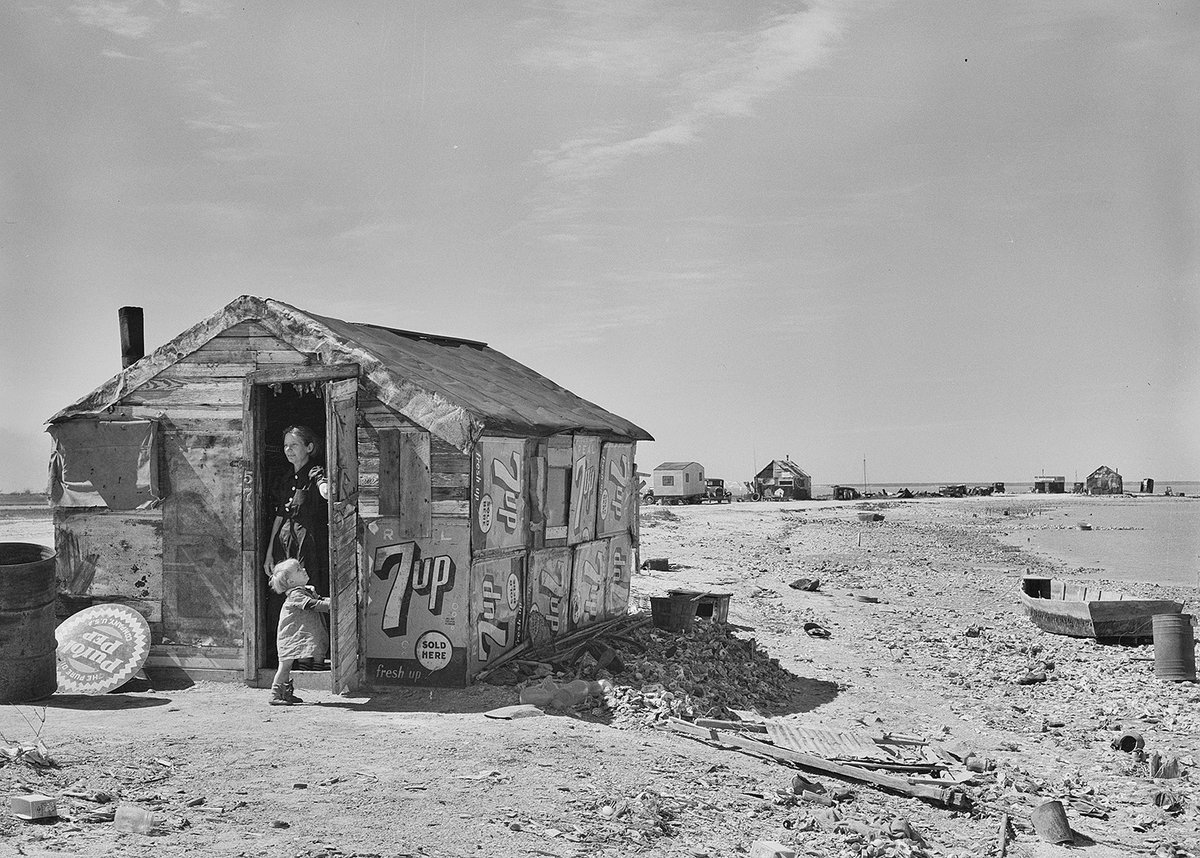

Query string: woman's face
[283,432,313,470]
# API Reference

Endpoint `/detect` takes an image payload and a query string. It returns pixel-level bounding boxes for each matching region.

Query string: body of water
[994,493,1200,590]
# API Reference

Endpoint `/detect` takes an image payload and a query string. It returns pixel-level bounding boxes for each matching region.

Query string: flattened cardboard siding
[526,547,571,644]
[468,552,526,678]
[570,539,606,630]
[597,442,634,538]
[568,436,601,545]
[605,533,633,619]
[470,437,529,555]
[364,518,471,687]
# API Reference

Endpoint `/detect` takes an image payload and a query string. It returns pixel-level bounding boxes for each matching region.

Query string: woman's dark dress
[270,466,329,596]
[265,465,329,668]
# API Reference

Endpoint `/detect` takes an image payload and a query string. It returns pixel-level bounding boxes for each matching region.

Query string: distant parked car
[703,478,732,503]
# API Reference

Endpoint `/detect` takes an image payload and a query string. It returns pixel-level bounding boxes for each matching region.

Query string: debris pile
[497,616,815,726]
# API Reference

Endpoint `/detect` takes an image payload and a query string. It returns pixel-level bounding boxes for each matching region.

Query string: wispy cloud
[528,1,853,183]
[101,47,145,60]
[68,0,156,39]
[178,0,230,21]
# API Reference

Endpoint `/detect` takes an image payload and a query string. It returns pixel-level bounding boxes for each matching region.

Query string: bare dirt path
[1,498,1197,857]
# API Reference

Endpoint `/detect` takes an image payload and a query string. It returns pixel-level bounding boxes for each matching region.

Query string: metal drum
[1152,613,1197,682]
[0,543,59,702]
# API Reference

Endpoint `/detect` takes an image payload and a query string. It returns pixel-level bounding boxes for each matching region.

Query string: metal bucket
[649,594,699,633]
[0,543,59,702]
[1030,799,1073,844]
[1152,613,1197,682]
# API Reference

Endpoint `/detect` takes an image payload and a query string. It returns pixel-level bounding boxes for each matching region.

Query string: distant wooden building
[45,296,651,693]
[1086,465,1123,495]
[831,485,861,501]
[651,462,705,503]
[754,459,812,500]
[1032,475,1066,494]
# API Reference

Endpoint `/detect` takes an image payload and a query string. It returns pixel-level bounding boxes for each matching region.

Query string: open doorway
[257,382,328,672]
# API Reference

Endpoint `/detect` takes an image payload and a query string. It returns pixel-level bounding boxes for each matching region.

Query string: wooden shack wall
[358,391,474,686]
[54,320,311,670]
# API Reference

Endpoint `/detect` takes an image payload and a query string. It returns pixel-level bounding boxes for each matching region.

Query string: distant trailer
[650,461,705,505]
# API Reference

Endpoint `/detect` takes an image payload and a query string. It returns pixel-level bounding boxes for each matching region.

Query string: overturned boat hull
[1020,576,1184,641]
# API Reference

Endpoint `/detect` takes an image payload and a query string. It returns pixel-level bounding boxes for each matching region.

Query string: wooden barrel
[1153,613,1197,682]
[0,543,59,702]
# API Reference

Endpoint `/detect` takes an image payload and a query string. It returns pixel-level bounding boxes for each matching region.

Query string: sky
[2,0,1198,492]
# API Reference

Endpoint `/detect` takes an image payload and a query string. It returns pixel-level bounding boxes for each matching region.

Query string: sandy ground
[1,496,1197,857]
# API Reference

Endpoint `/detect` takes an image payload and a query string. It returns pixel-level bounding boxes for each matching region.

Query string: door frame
[242,364,359,685]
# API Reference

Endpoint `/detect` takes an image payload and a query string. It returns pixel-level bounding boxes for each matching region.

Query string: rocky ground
[1,496,1197,857]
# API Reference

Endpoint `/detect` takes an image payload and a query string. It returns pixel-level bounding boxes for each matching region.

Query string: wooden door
[325,378,361,694]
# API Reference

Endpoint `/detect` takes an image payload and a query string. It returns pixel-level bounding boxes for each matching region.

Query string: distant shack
[1032,475,1066,494]
[1086,465,1123,495]
[753,459,812,500]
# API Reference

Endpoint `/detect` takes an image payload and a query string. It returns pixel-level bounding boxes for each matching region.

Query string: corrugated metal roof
[654,462,701,471]
[48,296,652,451]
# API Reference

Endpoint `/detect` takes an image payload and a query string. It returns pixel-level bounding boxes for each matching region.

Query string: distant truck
[703,478,732,503]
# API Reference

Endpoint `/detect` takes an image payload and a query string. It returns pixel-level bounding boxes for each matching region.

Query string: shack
[1032,475,1066,494]
[45,296,652,693]
[1085,465,1123,495]
[831,485,861,501]
[650,462,705,504]
[753,459,812,500]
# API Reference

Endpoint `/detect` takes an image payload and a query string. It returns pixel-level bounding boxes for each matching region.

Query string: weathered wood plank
[183,348,311,365]
[398,429,431,538]
[432,500,469,517]
[432,472,470,488]
[251,364,359,385]
[217,320,275,338]
[123,381,244,407]
[156,363,256,381]
[378,428,401,518]
[145,645,243,670]
[126,406,242,424]
[547,434,574,468]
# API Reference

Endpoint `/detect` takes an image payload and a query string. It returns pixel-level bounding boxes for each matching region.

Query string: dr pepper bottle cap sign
[55,604,151,694]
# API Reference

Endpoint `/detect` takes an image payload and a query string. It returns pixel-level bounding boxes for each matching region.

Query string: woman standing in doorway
[263,425,330,597]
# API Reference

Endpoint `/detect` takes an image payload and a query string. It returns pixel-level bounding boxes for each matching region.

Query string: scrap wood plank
[665,719,971,811]
[693,720,942,773]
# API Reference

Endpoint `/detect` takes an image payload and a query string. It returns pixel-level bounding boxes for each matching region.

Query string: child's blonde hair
[269,558,308,594]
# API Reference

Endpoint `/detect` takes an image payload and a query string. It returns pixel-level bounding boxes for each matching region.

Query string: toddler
[268,558,330,706]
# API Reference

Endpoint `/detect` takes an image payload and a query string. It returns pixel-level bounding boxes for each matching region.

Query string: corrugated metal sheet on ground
[763,724,899,762]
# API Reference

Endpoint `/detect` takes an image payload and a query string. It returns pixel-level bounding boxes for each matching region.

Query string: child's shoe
[285,681,304,704]
[269,684,292,706]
